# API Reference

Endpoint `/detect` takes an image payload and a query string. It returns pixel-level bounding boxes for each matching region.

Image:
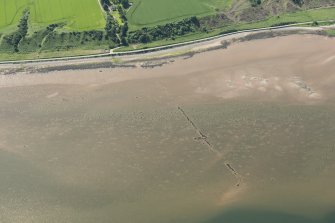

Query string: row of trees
[3,11,29,52]
[100,0,129,45]
[127,17,200,44]
[250,0,303,7]
[111,0,130,9]
[100,0,111,11]
[105,13,129,45]
[100,0,130,11]
[105,13,120,43]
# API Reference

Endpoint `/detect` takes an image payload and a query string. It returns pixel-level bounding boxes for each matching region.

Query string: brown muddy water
[0,35,335,223]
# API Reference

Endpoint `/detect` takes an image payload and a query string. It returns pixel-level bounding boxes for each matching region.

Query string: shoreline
[1,34,334,94]
[0,21,334,68]
[0,25,334,75]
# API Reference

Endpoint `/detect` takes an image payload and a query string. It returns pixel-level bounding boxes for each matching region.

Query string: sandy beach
[0,34,335,223]
[1,34,334,102]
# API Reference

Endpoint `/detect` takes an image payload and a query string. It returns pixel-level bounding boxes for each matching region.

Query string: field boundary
[0,20,334,65]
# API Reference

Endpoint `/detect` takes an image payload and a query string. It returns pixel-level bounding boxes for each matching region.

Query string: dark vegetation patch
[128,17,200,44]
[1,11,29,52]
[0,61,135,75]
[237,29,324,42]
[238,5,270,22]
[250,0,262,7]
[199,13,233,31]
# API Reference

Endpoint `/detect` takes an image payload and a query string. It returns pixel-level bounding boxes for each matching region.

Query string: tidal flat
[0,35,335,223]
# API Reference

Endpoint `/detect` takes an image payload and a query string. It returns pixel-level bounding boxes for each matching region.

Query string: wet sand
[0,35,335,223]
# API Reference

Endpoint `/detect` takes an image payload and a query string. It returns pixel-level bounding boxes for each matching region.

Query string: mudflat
[0,35,335,223]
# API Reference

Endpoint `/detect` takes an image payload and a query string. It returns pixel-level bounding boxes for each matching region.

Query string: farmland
[127,0,234,28]
[0,0,105,32]
[126,0,335,29]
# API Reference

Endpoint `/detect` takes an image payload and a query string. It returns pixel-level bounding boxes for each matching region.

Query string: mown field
[0,0,105,32]
[126,0,335,29]
[127,0,234,28]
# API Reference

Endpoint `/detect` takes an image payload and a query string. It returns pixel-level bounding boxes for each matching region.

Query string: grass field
[0,0,105,32]
[118,7,335,52]
[127,0,234,28]
[126,0,335,29]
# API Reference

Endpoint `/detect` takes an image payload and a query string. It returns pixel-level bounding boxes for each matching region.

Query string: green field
[118,7,335,52]
[0,0,105,32]
[127,0,234,28]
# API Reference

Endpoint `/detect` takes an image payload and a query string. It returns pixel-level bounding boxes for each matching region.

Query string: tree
[7,11,30,52]
[120,0,130,9]
[105,14,119,43]
[139,33,150,43]
[100,0,111,11]
[121,22,128,37]
[292,0,303,6]
[250,0,261,7]
[121,36,128,46]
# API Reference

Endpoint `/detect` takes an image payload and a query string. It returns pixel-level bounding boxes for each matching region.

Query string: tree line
[101,0,130,11]
[3,11,29,52]
[250,0,303,7]
[128,17,200,44]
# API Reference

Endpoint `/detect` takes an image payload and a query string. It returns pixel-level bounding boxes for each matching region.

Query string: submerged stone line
[226,163,237,173]
[178,106,243,187]
[178,106,216,153]
[226,163,242,187]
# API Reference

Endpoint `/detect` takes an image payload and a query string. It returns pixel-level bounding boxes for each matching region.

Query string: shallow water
[1,98,335,223]
[0,35,335,222]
